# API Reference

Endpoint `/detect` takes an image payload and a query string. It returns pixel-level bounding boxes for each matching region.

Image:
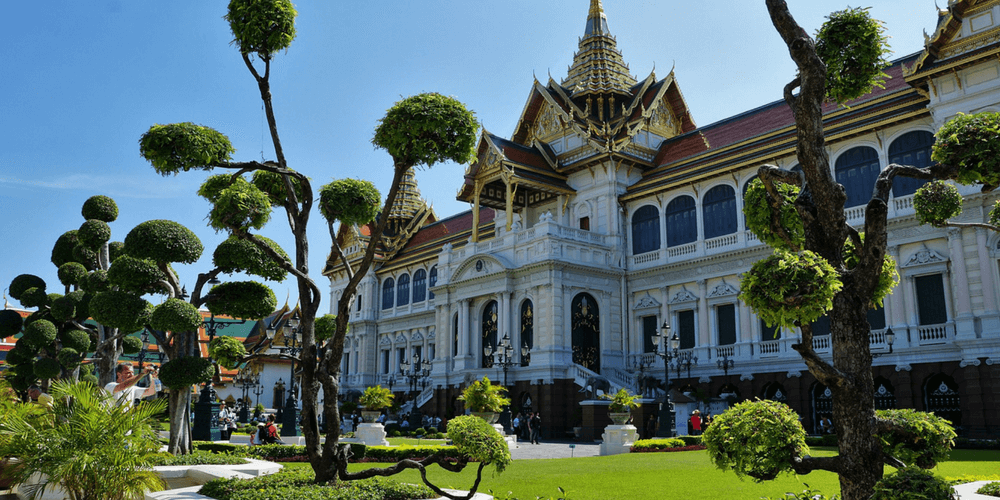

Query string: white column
[697,280,709,347]
[976,228,1000,336]
[948,228,975,339]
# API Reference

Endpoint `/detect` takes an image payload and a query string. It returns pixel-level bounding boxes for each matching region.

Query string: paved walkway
[508,440,602,460]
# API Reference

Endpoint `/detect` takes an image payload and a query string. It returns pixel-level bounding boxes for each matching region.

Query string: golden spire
[387,167,425,223]
[563,0,636,96]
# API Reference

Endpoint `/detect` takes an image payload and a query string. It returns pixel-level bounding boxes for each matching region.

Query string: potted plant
[459,376,510,424]
[358,385,393,423]
[602,388,641,425]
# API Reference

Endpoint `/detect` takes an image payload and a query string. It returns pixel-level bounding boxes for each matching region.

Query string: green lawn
[386,437,449,446]
[278,448,1000,500]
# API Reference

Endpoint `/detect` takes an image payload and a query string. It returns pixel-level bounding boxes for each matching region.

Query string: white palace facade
[325,0,1000,439]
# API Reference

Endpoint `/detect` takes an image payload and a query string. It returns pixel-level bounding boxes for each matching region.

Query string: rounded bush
[83,270,111,293]
[108,241,124,262]
[22,310,54,332]
[205,281,277,320]
[123,220,204,264]
[933,112,1000,189]
[209,180,272,232]
[319,178,381,226]
[739,251,842,330]
[814,7,891,105]
[842,234,899,308]
[81,195,119,222]
[251,169,305,207]
[870,467,955,500]
[743,178,804,251]
[139,122,235,175]
[447,415,512,474]
[0,309,24,337]
[23,320,58,350]
[90,291,152,331]
[33,357,63,380]
[225,0,297,57]
[6,343,35,367]
[151,298,202,333]
[57,348,82,370]
[876,409,956,469]
[51,230,81,267]
[9,274,46,301]
[50,293,81,322]
[158,356,215,390]
[703,399,809,481]
[122,335,143,355]
[80,372,99,385]
[913,180,963,226]
[373,93,479,169]
[72,244,99,269]
[213,235,289,282]
[208,336,247,370]
[77,219,112,249]
[315,314,340,342]
[198,174,242,205]
[60,328,92,353]
[58,262,89,288]
[108,255,167,292]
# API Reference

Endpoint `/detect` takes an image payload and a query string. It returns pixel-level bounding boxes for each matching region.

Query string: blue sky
[2,1,938,314]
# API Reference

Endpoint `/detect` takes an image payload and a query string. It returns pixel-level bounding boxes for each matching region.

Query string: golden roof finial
[586,0,607,36]
[387,167,427,222]
[564,0,636,96]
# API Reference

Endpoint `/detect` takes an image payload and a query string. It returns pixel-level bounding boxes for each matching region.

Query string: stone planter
[360,410,382,423]
[471,412,499,424]
[609,412,631,425]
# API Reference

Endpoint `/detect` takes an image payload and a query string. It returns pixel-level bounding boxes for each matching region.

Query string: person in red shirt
[690,410,703,435]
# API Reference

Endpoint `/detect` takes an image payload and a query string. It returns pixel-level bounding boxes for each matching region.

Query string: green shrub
[364,445,456,462]
[140,123,235,176]
[631,438,687,451]
[814,7,891,105]
[9,274,46,301]
[122,219,204,265]
[703,399,808,482]
[743,177,804,250]
[159,356,214,389]
[151,298,203,333]
[318,178,381,226]
[199,469,432,500]
[739,250,842,330]
[876,408,956,469]
[77,219,112,249]
[447,415,511,475]
[977,482,1000,496]
[871,467,956,500]
[150,450,248,466]
[213,235,289,282]
[762,487,839,500]
[933,112,1000,189]
[913,180,963,226]
[208,336,247,369]
[192,442,247,455]
[251,169,305,208]
[677,435,704,446]
[81,195,119,222]
[205,281,277,320]
[224,0,297,57]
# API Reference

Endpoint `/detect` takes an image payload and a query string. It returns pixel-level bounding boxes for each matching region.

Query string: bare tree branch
[791,323,847,388]
[790,454,842,475]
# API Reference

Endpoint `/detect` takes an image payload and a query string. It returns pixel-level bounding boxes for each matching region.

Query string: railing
[869,329,888,346]
[918,323,952,345]
[812,335,831,351]
[569,364,626,396]
[602,366,637,393]
[893,195,915,212]
[715,345,735,358]
[759,340,782,357]
[705,233,739,250]
[632,250,661,266]
[416,385,434,408]
[557,225,609,244]
[844,205,866,221]
[515,227,536,243]
[745,230,760,243]
[668,242,697,258]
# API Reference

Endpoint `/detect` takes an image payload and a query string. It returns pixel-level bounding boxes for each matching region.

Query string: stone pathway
[508,440,602,460]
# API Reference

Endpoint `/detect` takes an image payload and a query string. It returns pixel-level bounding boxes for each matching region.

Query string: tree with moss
[137,0,479,486]
[733,2,1000,498]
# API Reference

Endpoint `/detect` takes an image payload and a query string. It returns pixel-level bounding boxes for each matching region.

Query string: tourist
[690,410,702,436]
[530,412,542,444]
[104,363,157,407]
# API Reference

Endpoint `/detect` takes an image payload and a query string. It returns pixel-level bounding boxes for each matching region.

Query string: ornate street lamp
[717,354,735,379]
[399,352,430,429]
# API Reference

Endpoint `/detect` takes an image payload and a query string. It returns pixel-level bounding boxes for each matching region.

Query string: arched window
[874,377,897,410]
[924,374,961,426]
[811,383,833,434]
[703,185,737,239]
[520,300,533,367]
[572,293,601,372]
[835,146,881,208]
[631,205,661,254]
[428,266,438,300]
[482,301,498,368]
[412,269,427,303]
[762,382,787,402]
[381,278,394,310]
[396,274,410,306]
[890,131,934,197]
[665,195,697,247]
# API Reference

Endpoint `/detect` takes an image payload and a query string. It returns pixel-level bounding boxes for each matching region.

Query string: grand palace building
[324,0,1000,439]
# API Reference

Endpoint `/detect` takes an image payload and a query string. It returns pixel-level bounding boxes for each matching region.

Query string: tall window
[356,294,362,312]
[452,312,459,356]
[666,196,697,247]
[382,278,394,309]
[677,310,696,349]
[631,205,661,254]
[412,269,427,303]
[397,274,410,306]
[428,266,438,300]
[761,319,780,341]
[835,146,881,208]
[915,274,948,325]
[381,350,390,374]
[343,352,350,375]
[703,185,737,239]
[890,131,934,197]
[396,347,405,372]
[571,293,601,371]
[716,304,736,345]
[521,300,534,366]
[482,301,498,368]
[642,315,658,352]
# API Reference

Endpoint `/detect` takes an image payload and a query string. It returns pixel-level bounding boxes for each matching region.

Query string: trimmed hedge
[199,469,433,500]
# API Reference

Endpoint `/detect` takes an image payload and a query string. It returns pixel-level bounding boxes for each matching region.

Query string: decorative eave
[903,0,980,78]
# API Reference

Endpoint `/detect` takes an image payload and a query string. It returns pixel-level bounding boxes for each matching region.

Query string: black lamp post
[251,382,265,419]
[399,353,429,428]
[651,321,679,437]
[485,333,527,433]
[717,354,735,379]
[234,366,261,423]
[269,311,303,437]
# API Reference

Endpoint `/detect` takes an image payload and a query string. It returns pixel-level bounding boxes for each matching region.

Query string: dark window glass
[890,131,934,197]
[521,300,533,366]
[453,313,459,356]
[761,319,781,341]
[678,310,696,349]
[397,274,410,306]
[811,315,831,336]
[643,316,658,353]
[382,350,389,374]
[412,269,427,303]
[835,146,881,208]
[915,274,948,325]
[429,266,438,299]
[631,205,661,254]
[666,196,697,247]
[717,304,736,345]
[343,352,350,375]
[356,294,362,312]
[580,216,590,231]
[867,305,886,330]
[703,185,737,239]
[382,278,394,310]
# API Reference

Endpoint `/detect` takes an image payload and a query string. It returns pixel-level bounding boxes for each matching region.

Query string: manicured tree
[138,0,478,484]
[733,3,1000,498]
[3,195,132,395]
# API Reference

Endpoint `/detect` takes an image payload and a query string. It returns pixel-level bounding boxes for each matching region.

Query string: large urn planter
[609,412,631,425]
[360,410,382,423]
[472,412,499,425]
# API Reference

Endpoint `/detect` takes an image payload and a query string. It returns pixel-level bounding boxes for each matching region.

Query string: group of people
[512,412,542,444]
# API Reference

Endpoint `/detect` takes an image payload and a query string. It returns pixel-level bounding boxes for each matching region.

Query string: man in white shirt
[104,363,157,406]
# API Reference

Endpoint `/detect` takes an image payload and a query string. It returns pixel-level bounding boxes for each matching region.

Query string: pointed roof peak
[585,0,609,37]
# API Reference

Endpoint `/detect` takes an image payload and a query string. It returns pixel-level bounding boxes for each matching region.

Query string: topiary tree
[135,0,479,483]
[733,2,999,498]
